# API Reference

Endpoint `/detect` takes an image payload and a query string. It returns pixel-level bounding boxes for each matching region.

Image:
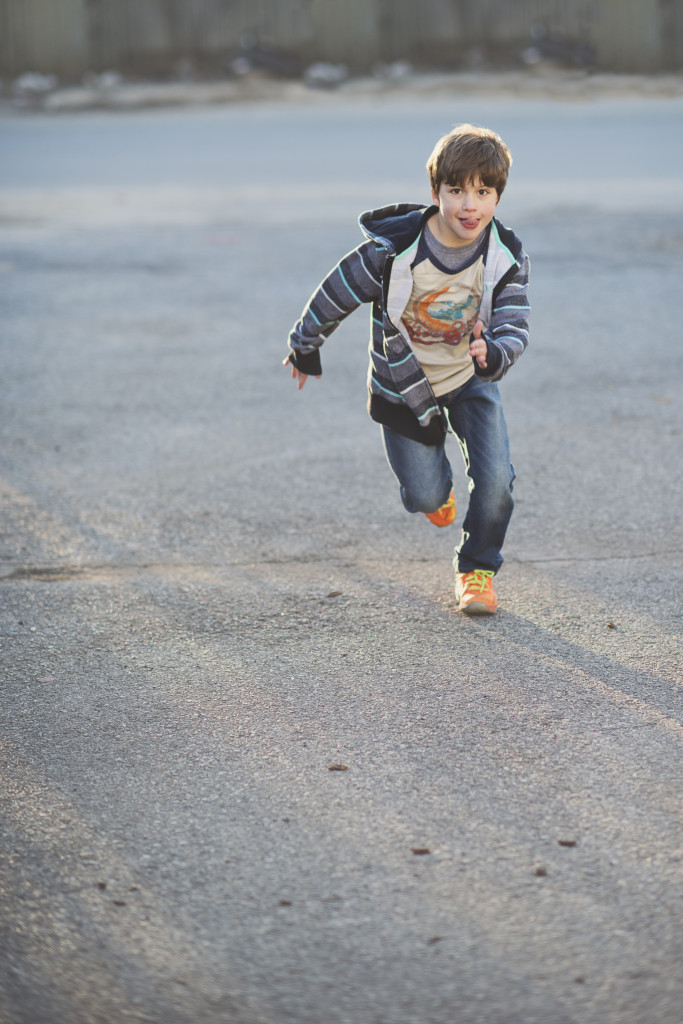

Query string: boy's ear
[430,187,439,205]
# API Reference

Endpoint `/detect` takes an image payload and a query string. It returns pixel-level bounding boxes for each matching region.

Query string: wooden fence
[1,0,682,80]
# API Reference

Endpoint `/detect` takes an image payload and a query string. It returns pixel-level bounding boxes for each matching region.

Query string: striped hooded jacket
[287,203,530,445]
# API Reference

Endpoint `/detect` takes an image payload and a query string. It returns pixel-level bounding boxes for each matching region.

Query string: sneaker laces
[464,569,495,592]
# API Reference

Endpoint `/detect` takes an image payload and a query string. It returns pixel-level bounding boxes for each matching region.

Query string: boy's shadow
[465,607,682,727]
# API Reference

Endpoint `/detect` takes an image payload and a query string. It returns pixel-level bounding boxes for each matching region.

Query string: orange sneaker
[424,491,456,527]
[455,569,498,614]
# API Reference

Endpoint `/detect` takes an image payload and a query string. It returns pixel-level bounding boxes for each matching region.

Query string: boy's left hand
[469,320,487,369]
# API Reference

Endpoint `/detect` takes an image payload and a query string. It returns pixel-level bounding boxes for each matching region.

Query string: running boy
[284,124,530,614]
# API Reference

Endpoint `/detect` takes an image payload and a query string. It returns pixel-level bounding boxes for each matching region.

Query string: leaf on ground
[558,839,577,847]
[328,764,348,771]
[535,866,548,876]
[326,591,343,598]
[412,847,431,855]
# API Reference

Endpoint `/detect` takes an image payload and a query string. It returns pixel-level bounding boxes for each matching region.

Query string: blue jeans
[381,375,515,574]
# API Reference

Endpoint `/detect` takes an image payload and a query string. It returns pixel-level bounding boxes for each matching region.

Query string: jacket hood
[358,204,433,255]
[359,203,524,266]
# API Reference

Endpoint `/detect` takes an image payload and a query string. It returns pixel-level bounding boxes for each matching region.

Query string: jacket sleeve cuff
[288,348,322,376]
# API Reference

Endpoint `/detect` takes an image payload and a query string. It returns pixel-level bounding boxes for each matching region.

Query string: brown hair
[427,123,512,197]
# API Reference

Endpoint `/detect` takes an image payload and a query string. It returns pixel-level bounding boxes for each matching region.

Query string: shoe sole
[458,600,497,615]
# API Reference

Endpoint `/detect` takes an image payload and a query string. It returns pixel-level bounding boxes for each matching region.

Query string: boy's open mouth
[460,218,479,229]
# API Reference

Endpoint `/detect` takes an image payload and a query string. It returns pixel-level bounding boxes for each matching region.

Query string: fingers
[283,355,320,389]
[469,340,487,368]
[293,365,308,389]
[469,322,487,367]
[283,356,306,388]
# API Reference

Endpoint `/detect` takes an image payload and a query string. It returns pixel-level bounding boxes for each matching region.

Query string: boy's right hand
[283,356,320,390]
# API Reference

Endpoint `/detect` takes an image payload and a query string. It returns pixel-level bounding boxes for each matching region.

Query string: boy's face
[430,176,499,247]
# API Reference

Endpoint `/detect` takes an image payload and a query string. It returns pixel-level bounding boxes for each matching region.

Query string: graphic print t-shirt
[401,224,487,397]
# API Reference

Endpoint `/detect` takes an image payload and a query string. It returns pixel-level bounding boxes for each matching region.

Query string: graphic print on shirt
[407,286,479,345]
[402,258,483,348]
[401,254,485,397]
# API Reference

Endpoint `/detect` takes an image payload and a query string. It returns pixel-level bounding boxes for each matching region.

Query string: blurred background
[2,0,683,103]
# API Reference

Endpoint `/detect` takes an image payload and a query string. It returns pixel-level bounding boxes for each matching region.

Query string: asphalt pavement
[1,85,682,1024]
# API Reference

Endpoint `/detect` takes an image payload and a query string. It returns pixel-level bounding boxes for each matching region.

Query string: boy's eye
[448,186,490,196]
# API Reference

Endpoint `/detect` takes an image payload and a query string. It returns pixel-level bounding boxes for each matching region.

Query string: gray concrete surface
[1,90,682,1024]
